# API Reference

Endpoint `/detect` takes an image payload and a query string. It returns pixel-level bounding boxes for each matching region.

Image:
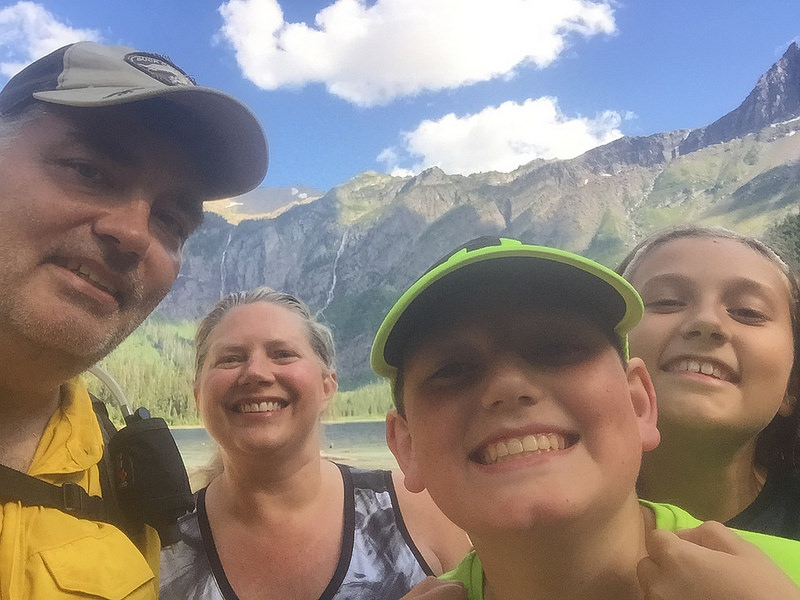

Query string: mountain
[680,43,800,154]
[156,43,800,389]
[202,185,324,223]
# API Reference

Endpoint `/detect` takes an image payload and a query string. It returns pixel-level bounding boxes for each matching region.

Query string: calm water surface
[171,421,397,473]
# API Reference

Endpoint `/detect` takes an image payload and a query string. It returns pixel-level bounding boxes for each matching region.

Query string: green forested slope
[86,320,395,425]
[87,210,800,426]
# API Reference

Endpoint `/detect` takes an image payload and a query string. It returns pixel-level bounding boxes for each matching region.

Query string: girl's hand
[638,520,800,600]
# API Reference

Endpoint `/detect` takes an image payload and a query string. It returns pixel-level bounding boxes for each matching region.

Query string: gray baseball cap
[0,41,268,199]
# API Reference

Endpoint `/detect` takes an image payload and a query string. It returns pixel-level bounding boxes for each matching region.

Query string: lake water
[171,421,398,473]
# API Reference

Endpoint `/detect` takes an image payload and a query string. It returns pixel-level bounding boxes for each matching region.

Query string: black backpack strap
[0,463,109,522]
[90,394,118,441]
[90,394,125,526]
[0,395,118,524]
[0,391,192,547]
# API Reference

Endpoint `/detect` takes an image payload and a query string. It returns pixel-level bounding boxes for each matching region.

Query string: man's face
[387,294,659,539]
[0,104,204,372]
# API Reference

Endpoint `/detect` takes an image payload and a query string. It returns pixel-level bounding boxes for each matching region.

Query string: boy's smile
[388,292,659,536]
[474,430,573,465]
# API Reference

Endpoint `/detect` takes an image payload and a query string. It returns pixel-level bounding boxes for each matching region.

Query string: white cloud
[379,97,625,175]
[0,2,100,77]
[219,0,615,106]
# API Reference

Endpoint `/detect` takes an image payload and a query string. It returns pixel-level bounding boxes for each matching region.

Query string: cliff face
[158,43,800,387]
[680,42,800,154]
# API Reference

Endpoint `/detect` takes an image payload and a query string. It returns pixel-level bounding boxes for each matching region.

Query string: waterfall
[219,232,232,299]
[319,229,349,316]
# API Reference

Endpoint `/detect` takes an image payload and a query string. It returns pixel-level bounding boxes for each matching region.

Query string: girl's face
[626,237,796,444]
[194,302,337,459]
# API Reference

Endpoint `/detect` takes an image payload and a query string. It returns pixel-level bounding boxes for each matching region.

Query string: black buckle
[61,482,86,515]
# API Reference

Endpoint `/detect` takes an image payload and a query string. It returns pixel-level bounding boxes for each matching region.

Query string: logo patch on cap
[124,52,196,87]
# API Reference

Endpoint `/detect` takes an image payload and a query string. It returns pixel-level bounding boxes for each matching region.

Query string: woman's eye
[216,355,243,366]
[272,349,298,361]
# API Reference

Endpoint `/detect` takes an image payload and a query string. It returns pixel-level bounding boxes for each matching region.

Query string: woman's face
[626,237,796,444]
[194,302,337,458]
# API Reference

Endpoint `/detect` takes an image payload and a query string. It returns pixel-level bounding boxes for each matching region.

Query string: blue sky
[1,0,798,192]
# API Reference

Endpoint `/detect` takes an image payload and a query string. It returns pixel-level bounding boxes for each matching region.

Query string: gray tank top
[160,463,432,599]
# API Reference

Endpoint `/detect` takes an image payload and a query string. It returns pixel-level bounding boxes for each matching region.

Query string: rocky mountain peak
[680,42,800,154]
[157,43,800,388]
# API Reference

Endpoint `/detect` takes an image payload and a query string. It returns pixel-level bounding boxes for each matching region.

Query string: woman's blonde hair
[194,286,336,381]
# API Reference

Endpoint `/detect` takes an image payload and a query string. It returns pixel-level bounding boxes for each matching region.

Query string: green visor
[370,236,643,386]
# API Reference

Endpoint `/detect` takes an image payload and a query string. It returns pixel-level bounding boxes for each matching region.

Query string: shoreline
[169,417,387,430]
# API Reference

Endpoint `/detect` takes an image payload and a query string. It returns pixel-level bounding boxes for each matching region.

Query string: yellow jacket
[0,378,159,599]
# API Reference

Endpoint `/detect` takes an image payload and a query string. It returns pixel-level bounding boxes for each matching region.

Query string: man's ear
[626,357,660,452]
[386,409,426,493]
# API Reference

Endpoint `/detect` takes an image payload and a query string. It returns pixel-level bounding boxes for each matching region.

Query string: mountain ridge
[157,43,800,387]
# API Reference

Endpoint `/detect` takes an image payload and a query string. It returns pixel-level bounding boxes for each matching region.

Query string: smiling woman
[159,287,470,600]
[618,225,800,540]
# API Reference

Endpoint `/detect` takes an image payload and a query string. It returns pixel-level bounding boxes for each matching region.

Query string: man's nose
[92,197,153,260]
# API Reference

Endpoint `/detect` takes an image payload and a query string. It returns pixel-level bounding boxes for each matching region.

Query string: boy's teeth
[237,401,282,413]
[482,433,567,464]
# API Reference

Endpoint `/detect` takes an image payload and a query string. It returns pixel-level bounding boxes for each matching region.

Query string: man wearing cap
[375,237,800,600]
[0,42,267,599]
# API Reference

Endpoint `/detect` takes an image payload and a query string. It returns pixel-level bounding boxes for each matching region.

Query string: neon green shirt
[441,500,800,600]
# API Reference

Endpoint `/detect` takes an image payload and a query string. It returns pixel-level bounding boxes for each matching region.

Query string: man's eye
[154,210,191,245]
[59,159,105,181]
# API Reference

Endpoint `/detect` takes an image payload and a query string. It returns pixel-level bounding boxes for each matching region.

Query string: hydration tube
[86,364,194,546]
[87,364,134,418]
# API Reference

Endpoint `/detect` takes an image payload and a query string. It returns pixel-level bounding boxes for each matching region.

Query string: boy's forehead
[404,294,617,361]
